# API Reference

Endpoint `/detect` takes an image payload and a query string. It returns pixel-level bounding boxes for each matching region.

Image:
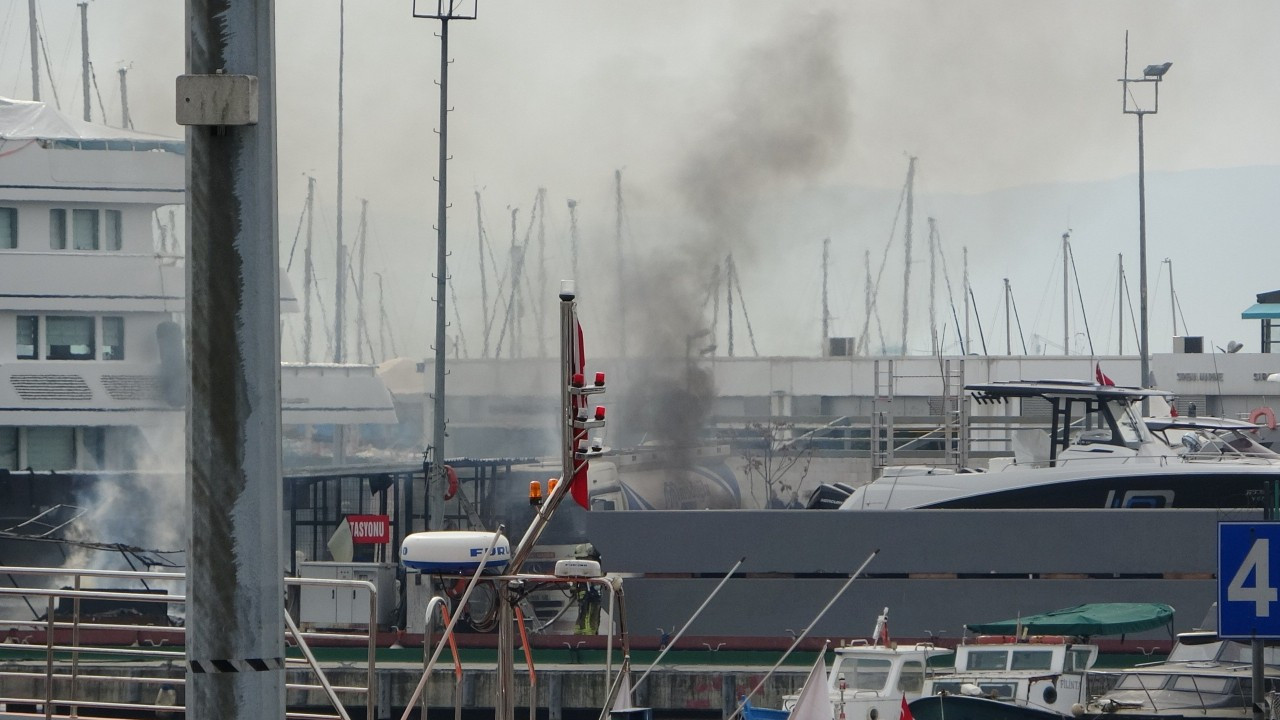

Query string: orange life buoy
[444,465,458,501]
[1249,407,1277,430]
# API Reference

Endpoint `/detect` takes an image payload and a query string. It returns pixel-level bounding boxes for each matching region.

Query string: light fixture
[1143,61,1173,78]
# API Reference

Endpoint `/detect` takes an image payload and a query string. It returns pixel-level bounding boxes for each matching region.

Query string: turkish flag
[1095,362,1116,387]
[900,694,914,720]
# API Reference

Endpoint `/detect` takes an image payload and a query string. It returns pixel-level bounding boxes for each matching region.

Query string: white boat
[0,97,395,474]
[1088,628,1280,719]
[746,611,953,720]
[909,603,1175,720]
[839,380,1280,510]
[1145,416,1280,463]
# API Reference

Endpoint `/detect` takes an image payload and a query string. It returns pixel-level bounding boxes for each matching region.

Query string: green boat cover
[966,603,1174,637]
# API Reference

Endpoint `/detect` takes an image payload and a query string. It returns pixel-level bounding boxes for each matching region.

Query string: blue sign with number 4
[1219,522,1280,639]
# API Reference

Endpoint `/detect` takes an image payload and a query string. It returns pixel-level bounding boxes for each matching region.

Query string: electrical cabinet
[297,561,397,627]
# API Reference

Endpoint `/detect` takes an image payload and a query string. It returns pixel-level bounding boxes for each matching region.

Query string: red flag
[1095,362,1115,387]
[569,319,590,509]
[1170,403,1179,417]
[900,693,914,720]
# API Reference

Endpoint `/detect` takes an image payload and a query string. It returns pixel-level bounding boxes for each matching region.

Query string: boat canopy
[966,603,1174,637]
[0,97,183,153]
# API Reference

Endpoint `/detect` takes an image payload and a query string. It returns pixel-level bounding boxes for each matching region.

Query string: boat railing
[0,564,378,720]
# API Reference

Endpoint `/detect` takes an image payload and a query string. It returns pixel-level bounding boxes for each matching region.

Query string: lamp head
[1143,61,1172,78]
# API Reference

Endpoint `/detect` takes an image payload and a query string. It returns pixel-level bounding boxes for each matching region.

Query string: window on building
[0,207,16,248]
[46,316,94,360]
[82,427,106,469]
[72,209,99,250]
[102,317,124,360]
[49,209,67,249]
[25,427,75,470]
[104,210,122,251]
[16,316,38,359]
[0,427,16,470]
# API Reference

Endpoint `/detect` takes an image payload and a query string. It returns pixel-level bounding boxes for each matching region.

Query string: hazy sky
[3,1,1279,360]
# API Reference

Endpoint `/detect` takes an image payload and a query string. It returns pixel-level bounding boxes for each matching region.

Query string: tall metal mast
[355,198,369,363]
[1004,278,1012,356]
[78,2,90,121]
[1063,231,1071,355]
[333,0,347,364]
[303,176,316,363]
[963,247,970,354]
[536,187,548,357]
[900,156,917,354]
[1117,254,1125,354]
[928,217,938,355]
[26,0,40,101]
[476,191,490,357]
[615,168,628,358]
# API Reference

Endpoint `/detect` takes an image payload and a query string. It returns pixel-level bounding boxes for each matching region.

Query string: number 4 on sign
[1229,538,1280,617]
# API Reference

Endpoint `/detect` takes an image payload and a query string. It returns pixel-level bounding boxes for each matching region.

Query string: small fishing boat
[744,610,953,720]
[908,603,1175,720]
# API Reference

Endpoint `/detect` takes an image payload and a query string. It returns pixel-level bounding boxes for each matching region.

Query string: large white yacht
[0,97,395,473]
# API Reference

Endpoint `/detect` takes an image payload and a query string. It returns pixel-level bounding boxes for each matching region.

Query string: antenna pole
[79,2,91,121]
[429,13,453,530]
[568,199,581,296]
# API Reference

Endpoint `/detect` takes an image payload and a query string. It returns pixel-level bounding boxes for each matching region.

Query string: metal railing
[0,565,378,719]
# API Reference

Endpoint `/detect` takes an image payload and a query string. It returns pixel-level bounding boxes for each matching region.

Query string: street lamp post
[1118,33,1171,415]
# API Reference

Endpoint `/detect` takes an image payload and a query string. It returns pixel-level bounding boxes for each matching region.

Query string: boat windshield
[1113,400,1153,447]
[1116,674,1171,690]
[841,657,893,692]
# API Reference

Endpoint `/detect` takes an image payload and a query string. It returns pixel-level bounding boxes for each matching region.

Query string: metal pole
[26,0,39,101]
[615,169,627,358]
[1118,254,1124,355]
[901,157,916,353]
[356,198,368,363]
[303,176,316,363]
[822,237,830,356]
[429,17,451,531]
[963,247,970,355]
[1167,259,1176,336]
[184,0,284,716]
[1004,278,1012,356]
[1138,112,1150,413]
[78,2,90,122]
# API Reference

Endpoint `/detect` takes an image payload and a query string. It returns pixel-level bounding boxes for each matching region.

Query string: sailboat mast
[1117,253,1124,354]
[475,191,489,358]
[26,0,40,101]
[862,248,872,355]
[303,176,316,363]
[615,169,628,358]
[1167,258,1177,336]
[727,253,735,357]
[821,238,830,356]
[333,0,347,364]
[928,217,938,355]
[900,156,917,354]
[1063,231,1070,356]
[79,2,90,121]
[537,187,548,358]
[963,247,970,355]
[1004,278,1012,356]
[355,198,368,363]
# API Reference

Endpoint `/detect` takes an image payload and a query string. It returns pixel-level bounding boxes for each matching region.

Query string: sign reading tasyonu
[346,515,390,544]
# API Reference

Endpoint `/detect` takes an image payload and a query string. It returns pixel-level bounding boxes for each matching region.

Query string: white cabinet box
[297,562,397,627]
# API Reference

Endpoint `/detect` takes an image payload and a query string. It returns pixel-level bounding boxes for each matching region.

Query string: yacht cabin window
[0,207,16,248]
[104,210,123,251]
[46,316,95,360]
[846,657,893,692]
[49,209,67,249]
[0,427,16,470]
[1116,674,1169,691]
[72,209,99,250]
[25,427,75,470]
[16,316,37,359]
[1065,648,1093,672]
[102,317,124,360]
